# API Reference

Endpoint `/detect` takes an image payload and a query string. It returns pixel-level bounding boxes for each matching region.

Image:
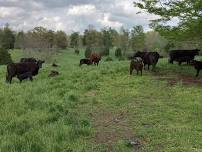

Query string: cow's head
[37,60,45,68]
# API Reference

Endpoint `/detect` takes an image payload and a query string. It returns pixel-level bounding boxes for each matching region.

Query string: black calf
[17,72,33,82]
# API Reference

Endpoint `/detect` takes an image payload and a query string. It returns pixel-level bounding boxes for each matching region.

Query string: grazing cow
[80,58,92,66]
[134,51,160,70]
[17,72,33,82]
[90,53,101,66]
[20,58,45,68]
[130,57,143,75]
[6,61,42,84]
[168,49,200,64]
[192,60,202,77]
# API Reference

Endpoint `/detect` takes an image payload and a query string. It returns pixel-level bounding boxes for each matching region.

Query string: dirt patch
[153,71,202,86]
[90,109,143,150]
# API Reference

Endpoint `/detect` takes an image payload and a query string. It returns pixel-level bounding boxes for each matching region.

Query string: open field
[0,49,202,152]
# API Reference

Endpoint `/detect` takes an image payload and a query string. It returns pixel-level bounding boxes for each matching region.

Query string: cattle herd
[5,49,202,84]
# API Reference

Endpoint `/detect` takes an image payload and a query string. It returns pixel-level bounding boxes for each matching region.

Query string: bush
[85,47,92,58]
[74,49,79,55]
[118,56,126,61]
[101,47,110,56]
[105,56,113,62]
[115,48,122,57]
[0,48,13,65]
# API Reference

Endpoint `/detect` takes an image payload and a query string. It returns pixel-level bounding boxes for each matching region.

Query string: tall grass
[0,49,201,152]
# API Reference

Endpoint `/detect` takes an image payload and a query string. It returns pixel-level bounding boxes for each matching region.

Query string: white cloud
[0,0,166,33]
[98,13,123,28]
[67,4,96,16]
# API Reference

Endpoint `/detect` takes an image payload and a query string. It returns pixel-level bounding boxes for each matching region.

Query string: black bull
[168,49,200,64]
[134,51,160,70]
[6,62,42,83]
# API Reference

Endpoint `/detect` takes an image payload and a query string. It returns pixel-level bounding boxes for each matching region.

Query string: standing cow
[168,49,200,64]
[20,58,45,68]
[134,51,160,70]
[90,52,101,66]
[192,60,202,77]
[6,61,43,84]
[130,57,143,75]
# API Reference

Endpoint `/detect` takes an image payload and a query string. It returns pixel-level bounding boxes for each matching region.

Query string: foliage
[130,25,145,51]
[0,47,13,65]
[101,47,110,56]
[85,47,92,58]
[115,48,122,57]
[74,49,80,55]
[54,31,68,49]
[0,24,15,49]
[70,32,80,48]
[134,0,202,47]
[105,56,113,62]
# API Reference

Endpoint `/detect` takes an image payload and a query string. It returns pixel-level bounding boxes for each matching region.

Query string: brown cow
[90,52,101,66]
[130,57,143,75]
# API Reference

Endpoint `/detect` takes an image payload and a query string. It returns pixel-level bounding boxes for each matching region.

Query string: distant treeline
[0,23,201,65]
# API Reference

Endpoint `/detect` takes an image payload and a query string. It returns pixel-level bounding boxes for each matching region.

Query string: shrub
[85,47,92,58]
[115,48,122,57]
[118,56,126,61]
[105,56,113,62]
[0,47,13,65]
[74,49,79,55]
[101,47,110,56]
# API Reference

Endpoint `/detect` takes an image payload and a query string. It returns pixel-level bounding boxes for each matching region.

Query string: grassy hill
[0,49,201,152]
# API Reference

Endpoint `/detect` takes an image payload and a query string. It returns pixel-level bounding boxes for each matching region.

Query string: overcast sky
[0,0,160,33]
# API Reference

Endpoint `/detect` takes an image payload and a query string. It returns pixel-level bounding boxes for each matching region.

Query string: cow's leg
[137,70,139,75]
[9,76,13,84]
[141,70,142,76]
[196,69,200,77]
[130,67,133,75]
[30,76,33,81]
[144,63,146,70]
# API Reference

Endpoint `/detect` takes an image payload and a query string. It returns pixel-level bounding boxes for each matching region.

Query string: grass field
[0,49,202,152]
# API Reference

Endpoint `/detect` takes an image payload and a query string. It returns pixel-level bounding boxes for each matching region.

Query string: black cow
[6,61,43,84]
[192,60,202,77]
[20,58,45,68]
[17,72,33,82]
[134,51,160,70]
[80,58,92,66]
[168,49,200,64]
[176,56,193,65]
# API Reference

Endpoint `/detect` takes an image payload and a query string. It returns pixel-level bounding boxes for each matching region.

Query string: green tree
[119,27,130,55]
[15,31,25,49]
[130,25,145,51]
[70,32,80,49]
[134,0,202,46]
[1,24,15,49]
[0,47,13,65]
[54,31,68,49]
[102,28,113,49]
